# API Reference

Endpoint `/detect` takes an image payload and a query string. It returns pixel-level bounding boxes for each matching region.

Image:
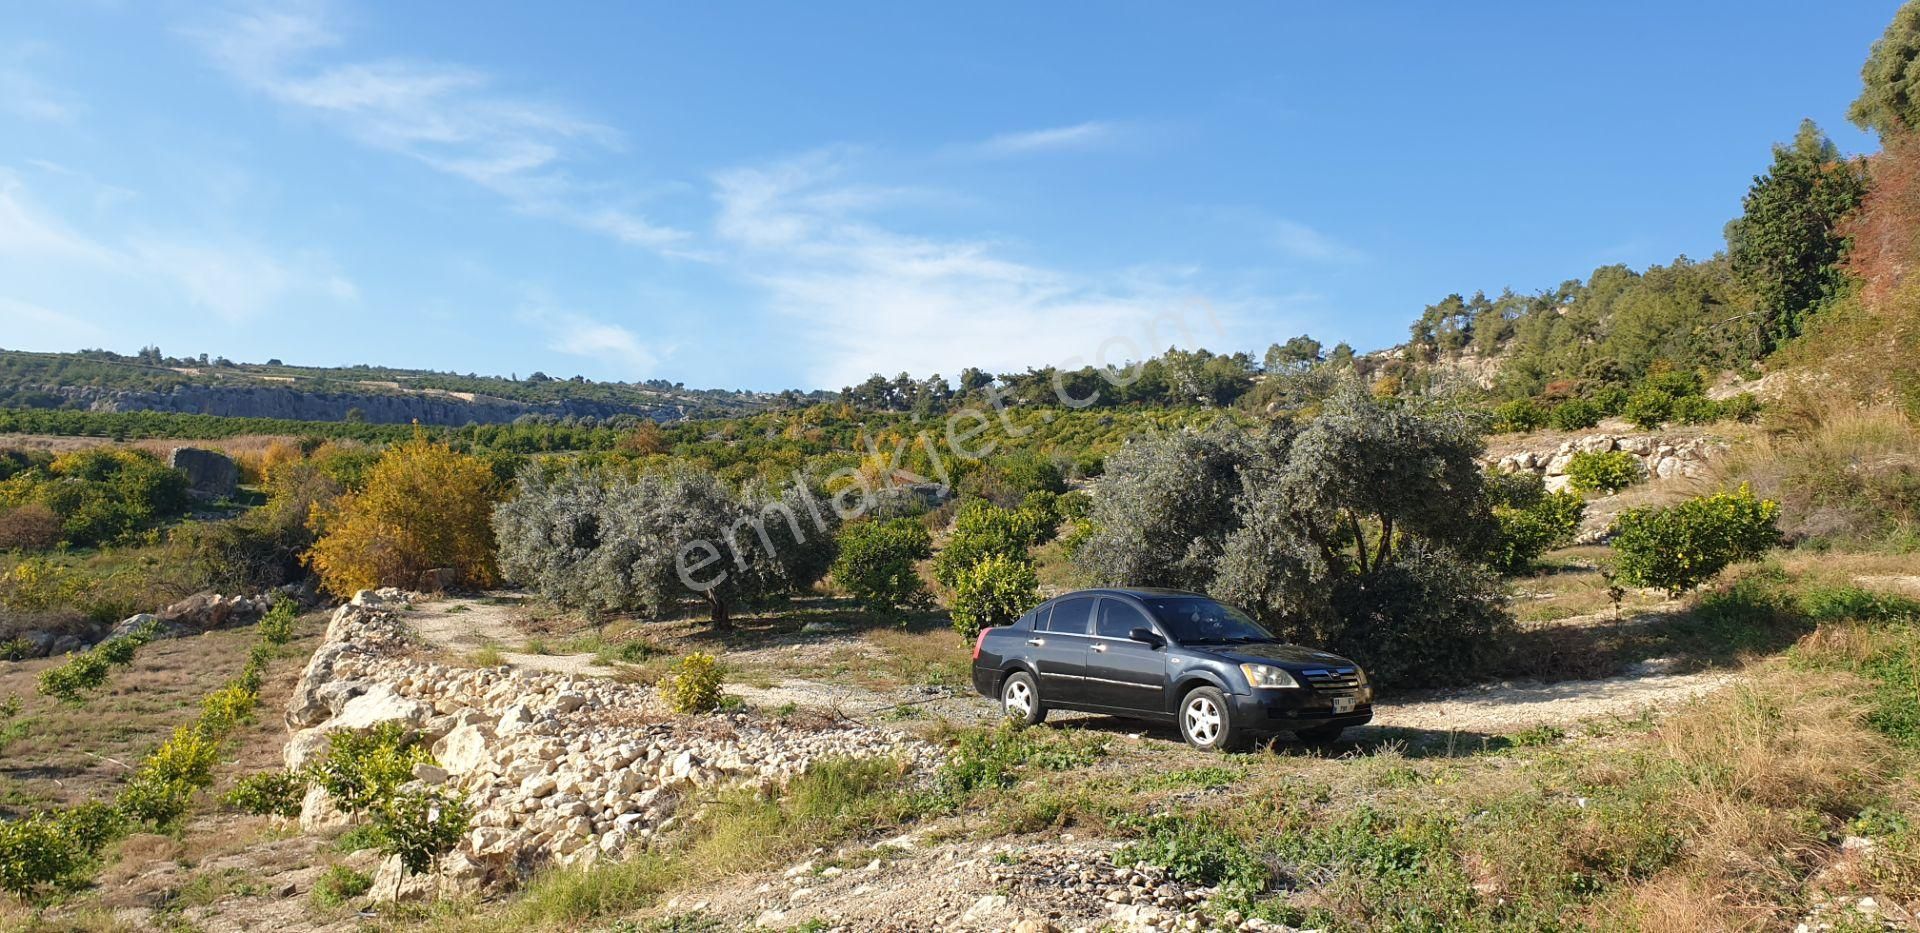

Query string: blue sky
[0,1,1897,392]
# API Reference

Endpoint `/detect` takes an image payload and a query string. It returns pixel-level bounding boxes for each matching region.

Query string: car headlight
[1240,663,1300,689]
[1354,668,1369,686]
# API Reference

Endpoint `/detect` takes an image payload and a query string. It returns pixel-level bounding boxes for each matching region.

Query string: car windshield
[1141,597,1274,644]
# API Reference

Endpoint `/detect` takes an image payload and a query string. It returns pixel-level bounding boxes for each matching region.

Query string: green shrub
[371,788,471,884]
[1718,393,1763,423]
[1547,399,1603,431]
[38,617,162,704]
[0,814,84,902]
[662,652,723,714]
[947,553,1040,640]
[1796,585,1920,623]
[311,865,373,908]
[1670,395,1721,426]
[225,771,308,819]
[305,722,432,816]
[829,519,932,617]
[119,723,225,827]
[933,723,1106,803]
[1491,399,1546,433]
[256,597,299,645]
[1491,486,1586,574]
[1564,450,1642,494]
[932,502,1045,588]
[0,447,191,548]
[1115,812,1270,897]
[1609,485,1781,596]
[1621,389,1675,430]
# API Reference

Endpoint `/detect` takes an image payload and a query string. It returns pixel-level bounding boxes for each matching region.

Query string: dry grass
[0,610,323,815]
[1707,398,1920,543]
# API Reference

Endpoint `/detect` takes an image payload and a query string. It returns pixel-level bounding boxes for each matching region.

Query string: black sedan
[969,587,1372,750]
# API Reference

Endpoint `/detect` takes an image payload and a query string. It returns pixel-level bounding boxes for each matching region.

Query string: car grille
[1300,667,1360,690]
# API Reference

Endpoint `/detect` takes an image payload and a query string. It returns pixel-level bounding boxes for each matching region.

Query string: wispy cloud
[131,239,357,323]
[522,307,662,376]
[0,298,107,346]
[0,175,113,261]
[0,170,356,325]
[970,121,1121,158]
[0,43,80,124]
[711,151,1227,387]
[186,2,688,251]
[1271,219,1365,265]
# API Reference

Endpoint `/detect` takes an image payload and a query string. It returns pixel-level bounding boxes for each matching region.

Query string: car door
[1083,597,1169,714]
[1029,596,1093,704]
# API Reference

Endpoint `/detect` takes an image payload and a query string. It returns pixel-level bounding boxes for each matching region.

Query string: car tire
[1295,724,1345,745]
[1178,686,1245,751]
[1000,671,1045,725]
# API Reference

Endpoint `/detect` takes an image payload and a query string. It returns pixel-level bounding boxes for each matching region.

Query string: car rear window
[1043,597,1094,635]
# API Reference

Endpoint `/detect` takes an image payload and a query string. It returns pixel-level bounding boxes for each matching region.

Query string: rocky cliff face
[39,384,688,426]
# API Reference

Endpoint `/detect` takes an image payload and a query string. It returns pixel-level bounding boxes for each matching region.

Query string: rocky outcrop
[3,585,308,659]
[284,590,936,899]
[1490,433,1726,492]
[169,447,239,499]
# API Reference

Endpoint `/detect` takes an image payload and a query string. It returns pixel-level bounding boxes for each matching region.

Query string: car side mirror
[1128,627,1165,648]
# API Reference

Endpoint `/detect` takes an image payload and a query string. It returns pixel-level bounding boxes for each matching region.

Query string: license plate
[1332,697,1356,714]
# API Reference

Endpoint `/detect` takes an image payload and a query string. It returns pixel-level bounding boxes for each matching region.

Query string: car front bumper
[1229,689,1374,732]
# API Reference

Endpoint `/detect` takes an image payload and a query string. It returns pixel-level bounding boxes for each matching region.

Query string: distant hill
[0,348,775,425]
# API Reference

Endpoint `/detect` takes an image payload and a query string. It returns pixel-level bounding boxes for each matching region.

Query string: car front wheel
[1001,671,1045,725]
[1178,686,1245,751]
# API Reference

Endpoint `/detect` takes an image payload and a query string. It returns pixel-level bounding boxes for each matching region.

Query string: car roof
[1046,586,1204,600]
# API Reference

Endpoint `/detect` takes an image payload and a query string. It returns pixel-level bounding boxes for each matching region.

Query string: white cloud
[1270,219,1364,265]
[522,308,661,377]
[711,152,1229,388]
[0,43,80,124]
[0,176,113,261]
[0,171,355,324]
[0,298,107,347]
[971,121,1120,157]
[187,2,688,250]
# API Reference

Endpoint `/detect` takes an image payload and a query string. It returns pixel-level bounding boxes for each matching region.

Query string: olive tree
[1076,386,1509,686]
[494,466,838,630]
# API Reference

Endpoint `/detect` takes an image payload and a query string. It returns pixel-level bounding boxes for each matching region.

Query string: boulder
[169,447,239,499]
[434,724,496,775]
[298,783,352,832]
[330,683,432,732]
[417,568,459,593]
[284,728,333,772]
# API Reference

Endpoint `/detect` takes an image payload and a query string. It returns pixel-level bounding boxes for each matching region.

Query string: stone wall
[1490,433,1726,492]
[284,590,936,899]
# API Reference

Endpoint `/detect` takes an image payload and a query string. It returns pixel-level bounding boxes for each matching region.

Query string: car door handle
[1090,643,1108,652]
[1026,638,1045,647]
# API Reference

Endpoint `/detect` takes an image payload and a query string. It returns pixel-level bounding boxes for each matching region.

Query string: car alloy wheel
[1184,693,1223,746]
[1003,678,1034,719]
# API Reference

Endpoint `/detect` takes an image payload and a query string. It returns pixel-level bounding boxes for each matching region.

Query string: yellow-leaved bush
[303,433,502,596]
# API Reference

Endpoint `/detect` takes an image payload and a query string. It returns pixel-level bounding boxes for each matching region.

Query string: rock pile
[3,585,307,659]
[283,590,936,898]
[1491,433,1725,492]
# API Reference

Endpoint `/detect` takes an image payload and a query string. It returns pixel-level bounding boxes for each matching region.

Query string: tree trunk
[707,592,732,631]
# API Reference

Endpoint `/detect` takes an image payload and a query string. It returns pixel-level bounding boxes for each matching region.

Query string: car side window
[1023,603,1052,630]
[1043,597,1093,635]
[1096,599,1154,639]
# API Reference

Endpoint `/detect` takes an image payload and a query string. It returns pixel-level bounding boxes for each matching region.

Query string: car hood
[1191,642,1357,669]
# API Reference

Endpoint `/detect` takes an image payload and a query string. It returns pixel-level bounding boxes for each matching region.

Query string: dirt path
[1364,667,1736,736]
[401,596,1740,740]
[404,596,609,678]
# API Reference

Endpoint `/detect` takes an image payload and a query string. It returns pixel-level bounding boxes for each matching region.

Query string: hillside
[0,349,776,425]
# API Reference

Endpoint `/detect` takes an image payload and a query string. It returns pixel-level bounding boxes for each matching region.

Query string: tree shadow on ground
[1040,713,1523,761]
